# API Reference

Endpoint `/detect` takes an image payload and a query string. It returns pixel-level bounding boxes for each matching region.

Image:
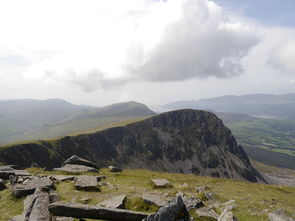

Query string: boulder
[0,169,31,180]
[176,192,204,210]
[268,209,294,221]
[196,186,208,193]
[98,195,127,209]
[12,177,53,198]
[196,207,219,220]
[62,155,99,169]
[74,175,100,191]
[151,179,171,188]
[54,164,98,173]
[218,208,237,221]
[142,193,169,207]
[0,178,7,191]
[143,196,190,221]
[49,202,149,221]
[108,166,122,173]
[0,165,19,171]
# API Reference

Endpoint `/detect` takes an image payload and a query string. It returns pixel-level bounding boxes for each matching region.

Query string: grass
[0,168,293,221]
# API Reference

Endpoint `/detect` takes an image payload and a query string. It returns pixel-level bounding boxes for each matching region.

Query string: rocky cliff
[0,109,265,182]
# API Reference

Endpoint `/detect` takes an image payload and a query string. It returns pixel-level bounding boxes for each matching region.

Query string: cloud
[269,39,295,74]
[19,0,259,92]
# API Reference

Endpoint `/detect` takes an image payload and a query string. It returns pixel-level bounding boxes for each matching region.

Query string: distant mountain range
[163,93,295,119]
[0,99,154,145]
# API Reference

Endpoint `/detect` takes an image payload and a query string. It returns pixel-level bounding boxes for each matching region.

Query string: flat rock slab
[54,164,98,173]
[196,207,219,220]
[98,195,127,209]
[0,165,18,171]
[55,217,74,221]
[142,193,168,207]
[62,155,99,169]
[151,179,171,188]
[12,177,53,198]
[74,175,99,191]
[11,188,51,221]
[52,175,75,182]
[49,202,149,221]
[0,170,31,179]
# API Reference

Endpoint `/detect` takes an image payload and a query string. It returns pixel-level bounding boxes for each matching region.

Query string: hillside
[0,99,154,145]
[163,93,295,120]
[1,167,294,221]
[0,109,264,182]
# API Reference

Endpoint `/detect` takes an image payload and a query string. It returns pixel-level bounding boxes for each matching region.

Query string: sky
[0,0,295,108]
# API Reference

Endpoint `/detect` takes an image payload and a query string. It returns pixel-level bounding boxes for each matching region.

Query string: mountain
[163,93,295,119]
[0,109,265,183]
[0,99,154,145]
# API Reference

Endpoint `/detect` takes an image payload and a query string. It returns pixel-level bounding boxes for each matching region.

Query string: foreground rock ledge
[49,202,149,221]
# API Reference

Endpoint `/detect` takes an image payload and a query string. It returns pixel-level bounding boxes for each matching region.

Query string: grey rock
[108,166,122,173]
[54,164,98,173]
[80,197,91,204]
[268,209,294,221]
[196,186,208,193]
[151,179,171,188]
[0,165,18,171]
[99,195,127,209]
[74,175,100,191]
[0,178,7,191]
[62,155,99,169]
[196,207,219,220]
[143,196,190,221]
[51,175,75,182]
[204,192,215,200]
[142,193,168,207]
[55,217,74,221]
[0,170,15,179]
[12,177,53,198]
[49,202,149,221]
[14,170,31,176]
[218,208,237,221]
[176,191,204,210]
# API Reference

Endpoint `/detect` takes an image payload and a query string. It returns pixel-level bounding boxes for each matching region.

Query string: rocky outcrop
[98,195,127,209]
[62,155,99,169]
[0,110,265,182]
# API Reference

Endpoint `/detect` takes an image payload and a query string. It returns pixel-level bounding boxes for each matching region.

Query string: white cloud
[0,0,258,92]
[269,39,295,74]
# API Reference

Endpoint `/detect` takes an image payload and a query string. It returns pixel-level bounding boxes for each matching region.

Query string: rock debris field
[0,155,294,221]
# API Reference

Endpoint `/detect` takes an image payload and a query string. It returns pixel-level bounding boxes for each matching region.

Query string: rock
[49,202,149,221]
[143,195,190,221]
[74,175,100,191]
[196,186,208,193]
[0,170,15,179]
[62,155,99,169]
[196,207,219,220]
[151,179,171,188]
[99,195,127,209]
[0,165,18,171]
[80,197,91,204]
[0,178,7,191]
[175,191,204,210]
[204,192,215,200]
[12,188,51,221]
[55,217,74,221]
[143,193,168,207]
[108,166,122,172]
[218,208,237,221]
[51,175,75,182]
[12,176,53,198]
[96,175,106,181]
[54,164,98,173]
[268,209,294,221]
[14,170,31,176]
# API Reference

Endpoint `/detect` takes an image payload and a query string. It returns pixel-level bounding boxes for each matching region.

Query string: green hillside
[0,99,154,145]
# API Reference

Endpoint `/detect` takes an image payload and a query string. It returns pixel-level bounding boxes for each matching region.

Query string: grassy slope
[224,118,295,159]
[1,168,294,221]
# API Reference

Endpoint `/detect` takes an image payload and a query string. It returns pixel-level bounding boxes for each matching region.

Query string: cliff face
[0,109,265,182]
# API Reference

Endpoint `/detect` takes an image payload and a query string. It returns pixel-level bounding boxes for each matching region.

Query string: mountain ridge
[0,109,265,183]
